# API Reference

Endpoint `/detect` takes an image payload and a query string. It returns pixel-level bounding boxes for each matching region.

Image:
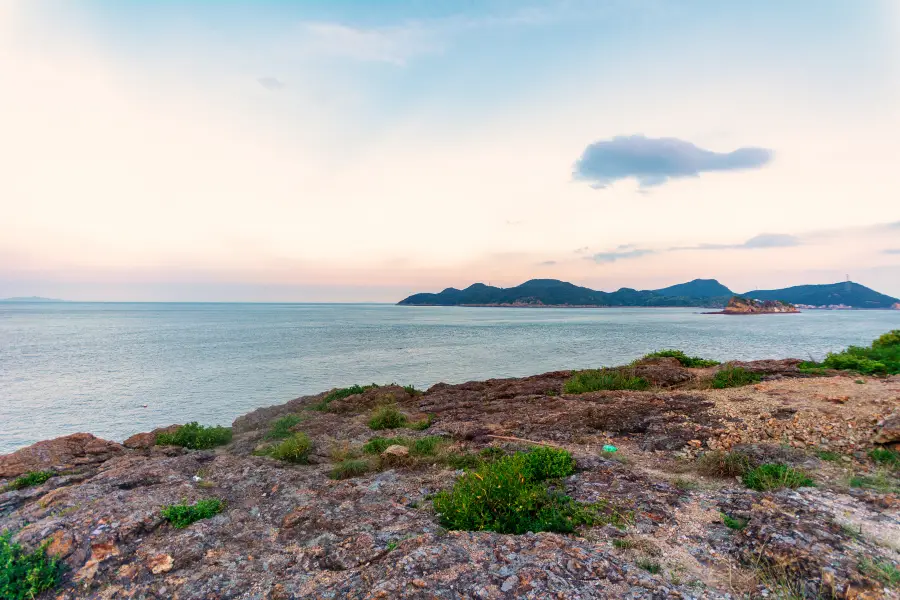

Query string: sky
[1,0,899,301]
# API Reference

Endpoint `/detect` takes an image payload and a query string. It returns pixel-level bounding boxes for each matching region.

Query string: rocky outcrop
[873,412,900,446]
[0,432,123,478]
[123,425,181,449]
[722,296,799,314]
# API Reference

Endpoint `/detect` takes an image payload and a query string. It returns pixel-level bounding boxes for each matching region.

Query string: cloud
[592,248,656,263]
[740,233,800,248]
[573,135,773,189]
[885,249,900,255]
[295,21,440,65]
[257,77,285,91]
[539,260,557,266]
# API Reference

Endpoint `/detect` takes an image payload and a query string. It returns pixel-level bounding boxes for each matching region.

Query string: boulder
[873,412,900,445]
[0,433,123,478]
[381,445,409,458]
[123,424,181,449]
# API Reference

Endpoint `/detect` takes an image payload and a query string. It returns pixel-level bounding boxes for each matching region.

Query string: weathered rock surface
[874,413,900,445]
[2,364,898,599]
[722,296,800,314]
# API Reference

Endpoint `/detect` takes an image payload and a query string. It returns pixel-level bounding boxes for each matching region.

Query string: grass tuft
[858,557,900,588]
[309,384,379,411]
[268,432,313,464]
[564,369,650,393]
[4,471,55,492]
[868,447,899,469]
[742,463,813,491]
[814,449,842,462]
[722,513,748,530]
[697,451,752,477]
[329,459,371,480]
[368,406,408,430]
[409,414,435,431]
[849,470,899,493]
[636,558,662,574]
[711,366,761,389]
[161,498,223,529]
[156,422,232,450]
[265,414,304,440]
[641,349,719,368]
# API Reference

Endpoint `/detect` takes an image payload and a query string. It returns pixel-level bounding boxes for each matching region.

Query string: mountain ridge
[398,278,898,309]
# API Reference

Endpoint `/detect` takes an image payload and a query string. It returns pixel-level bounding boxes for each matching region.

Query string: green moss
[309,384,379,411]
[268,432,313,463]
[156,422,232,450]
[641,349,719,368]
[4,471,54,492]
[564,369,650,393]
[433,447,627,534]
[329,459,371,480]
[742,464,814,491]
[368,406,408,430]
[711,366,761,389]
[161,498,223,529]
[722,513,748,530]
[0,531,62,600]
[265,414,304,440]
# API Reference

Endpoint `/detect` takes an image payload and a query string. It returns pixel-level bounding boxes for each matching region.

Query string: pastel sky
[2,0,899,301]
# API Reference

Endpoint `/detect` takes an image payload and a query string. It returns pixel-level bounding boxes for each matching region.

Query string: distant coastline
[0,296,66,303]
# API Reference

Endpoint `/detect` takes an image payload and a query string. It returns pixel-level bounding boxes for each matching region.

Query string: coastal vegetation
[711,366,761,389]
[3,470,54,492]
[742,464,814,491]
[800,330,900,376]
[697,450,752,477]
[161,498,224,528]
[309,384,380,411]
[265,414,304,440]
[155,422,232,449]
[268,432,313,463]
[564,369,650,393]
[641,349,719,367]
[0,532,62,600]
[368,405,408,430]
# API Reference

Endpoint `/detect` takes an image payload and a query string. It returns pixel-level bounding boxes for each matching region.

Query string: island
[720,296,799,314]
[398,278,899,309]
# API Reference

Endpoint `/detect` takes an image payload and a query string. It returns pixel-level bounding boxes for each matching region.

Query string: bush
[433,447,626,534]
[411,436,444,457]
[161,498,223,529]
[329,459,371,480]
[310,384,379,411]
[697,451,752,477]
[156,422,232,450]
[743,464,813,491]
[368,406,408,430]
[266,414,304,440]
[711,367,761,389]
[409,414,434,431]
[869,447,899,469]
[642,350,719,368]
[564,369,650,394]
[0,531,62,600]
[805,330,900,376]
[822,353,887,375]
[269,432,312,463]
[4,471,54,492]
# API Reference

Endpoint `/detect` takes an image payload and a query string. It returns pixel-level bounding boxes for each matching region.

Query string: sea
[1,302,897,454]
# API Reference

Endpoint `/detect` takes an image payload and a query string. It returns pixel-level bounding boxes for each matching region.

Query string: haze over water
[1,302,897,453]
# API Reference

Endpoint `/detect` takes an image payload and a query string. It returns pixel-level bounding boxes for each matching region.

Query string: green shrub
[869,447,899,469]
[156,422,232,449]
[637,558,661,574]
[409,414,434,431]
[697,451,752,477]
[0,531,62,600]
[368,406,408,430]
[642,350,719,368]
[817,330,900,375]
[411,436,444,457]
[823,353,887,375]
[722,513,748,530]
[711,366,761,389]
[269,432,312,463]
[362,436,406,454]
[161,498,223,529]
[433,447,626,534]
[743,464,813,491]
[564,369,650,394]
[4,471,54,492]
[309,384,379,411]
[329,459,371,480]
[266,414,304,440]
[797,361,829,375]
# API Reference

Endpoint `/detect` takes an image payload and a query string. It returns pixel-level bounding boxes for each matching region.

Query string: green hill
[743,282,898,308]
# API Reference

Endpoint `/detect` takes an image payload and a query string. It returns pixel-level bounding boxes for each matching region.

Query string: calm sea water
[1,302,897,453]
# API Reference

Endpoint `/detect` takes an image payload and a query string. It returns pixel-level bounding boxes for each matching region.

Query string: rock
[0,433,123,478]
[872,412,900,444]
[45,530,76,558]
[123,425,180,449]
[381,445,409,457]
[722,296,799,314]
[147,553,174,574]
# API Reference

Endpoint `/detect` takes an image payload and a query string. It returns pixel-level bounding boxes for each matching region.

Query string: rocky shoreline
[2,352,899,599]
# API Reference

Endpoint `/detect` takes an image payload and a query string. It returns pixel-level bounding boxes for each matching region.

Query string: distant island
[719,296,799,314]
[398,278,899,309]
[0,296,66,303]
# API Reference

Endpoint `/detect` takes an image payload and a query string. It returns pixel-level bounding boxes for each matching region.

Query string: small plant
[309,384,379,411]
[815,449,842,462]
[409,414,434,431]
[368,406,408,430]
[266,414,304,440]
[868,447,899,469]
[4,471,54,492]
[161,498,223,529]
[722,513,748,530]
[268,432,312,463]
[642,349,719,368]
[855,379,865,384]
[858,557,900,588]
[411,436,444,457]
[673,477,698,491]
[156,422,232,450]
[386,541,398,551]
[849,470,899,493]
[612,538,635,550]
[742,464,814,491]
[697,450,752,477]
[711,366,761,389]
[636,558,662,574]
[362,436,406,454]
[402,385,422,396]
[0,531,63,600]
[329,459,371,480]
[564,369,650,394]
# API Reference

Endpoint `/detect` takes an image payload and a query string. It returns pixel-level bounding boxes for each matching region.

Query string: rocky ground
[1,358,898,599]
